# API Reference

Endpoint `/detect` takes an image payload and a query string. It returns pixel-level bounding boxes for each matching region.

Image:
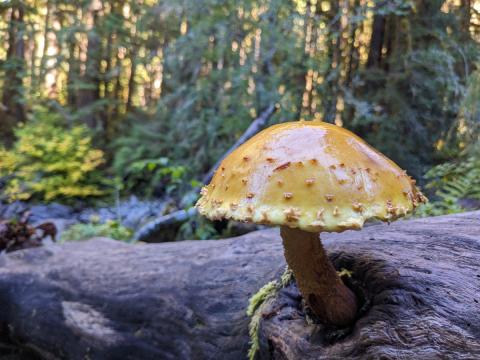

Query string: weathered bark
[0,212,479,359]
[256,212,480,359]
[0,229,285,360]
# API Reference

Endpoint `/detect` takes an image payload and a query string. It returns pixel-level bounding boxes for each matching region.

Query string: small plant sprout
[196,121,427,327]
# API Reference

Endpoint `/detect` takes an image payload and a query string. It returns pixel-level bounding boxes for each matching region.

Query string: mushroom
[196,121,427,327]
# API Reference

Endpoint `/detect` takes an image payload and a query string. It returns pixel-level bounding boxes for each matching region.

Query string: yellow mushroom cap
[196,121,427,233]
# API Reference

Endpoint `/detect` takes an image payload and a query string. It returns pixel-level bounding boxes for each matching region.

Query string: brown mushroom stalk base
[280,226,358,327]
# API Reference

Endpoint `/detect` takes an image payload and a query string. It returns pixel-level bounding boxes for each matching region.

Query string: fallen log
[134,103,278,242]
[132,207,197,242]
[0,211,479,359]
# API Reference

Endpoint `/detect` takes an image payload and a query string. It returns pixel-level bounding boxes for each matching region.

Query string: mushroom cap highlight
[196,121,427,232]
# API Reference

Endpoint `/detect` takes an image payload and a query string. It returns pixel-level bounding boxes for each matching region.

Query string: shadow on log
[0,212,479,359]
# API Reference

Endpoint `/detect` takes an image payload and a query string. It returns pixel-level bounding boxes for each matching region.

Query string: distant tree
[0,0,478,196]
[1,2,27,145]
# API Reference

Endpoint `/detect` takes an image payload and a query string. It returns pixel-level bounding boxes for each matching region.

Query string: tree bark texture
[0,212,479,359]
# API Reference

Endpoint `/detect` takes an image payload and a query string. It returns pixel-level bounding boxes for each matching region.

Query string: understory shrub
[113,155,187,198]
[0,107,108,202]
[61,219,133,242]
[416,67,480,217]
[416,147,480,217]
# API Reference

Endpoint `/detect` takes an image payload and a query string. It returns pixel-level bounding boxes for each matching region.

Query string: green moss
[246,268,355,359]
[246,268,293,360]
[246,281,278,317]
[337,268,353,278]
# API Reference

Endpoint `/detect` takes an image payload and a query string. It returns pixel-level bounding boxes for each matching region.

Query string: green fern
[417,150,480,216]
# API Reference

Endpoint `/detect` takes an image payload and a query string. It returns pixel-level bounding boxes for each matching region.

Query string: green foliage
[416,67,480,217]
[61,219,133,242]
[0,107,108,203]
[177,213,219,240]
[112,0,479,189]
[348,44,467,179]
[177,210,266,241]
[449,67,480,149]
[416,147,480,217]
[114,0,306,184]
[246,281,281,318]
[114,155,187,197]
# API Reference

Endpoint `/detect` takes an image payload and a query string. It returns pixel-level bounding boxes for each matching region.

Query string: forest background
[1,0,479,240]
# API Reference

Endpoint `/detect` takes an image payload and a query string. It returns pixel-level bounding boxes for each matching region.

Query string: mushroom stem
[280,226,358,327]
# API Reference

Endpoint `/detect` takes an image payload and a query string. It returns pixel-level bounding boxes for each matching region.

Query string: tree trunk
[345,0,360,87]
[295,0,312,121]
[461,0,471,35]
[367,13,386,68]
[126,47,137,112]
[1,5,26,145]
[103,1,116,140]
[66,39,78,108]
[37,0,51,93]
[78,10,102,130]
[324,0,342,123]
